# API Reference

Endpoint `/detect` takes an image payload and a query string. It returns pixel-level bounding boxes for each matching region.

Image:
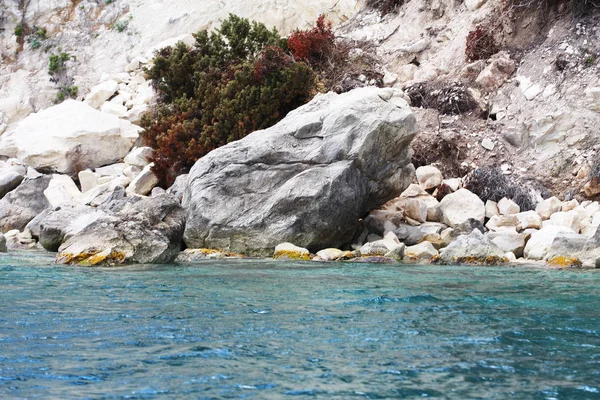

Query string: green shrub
[14,24,23,37]
[142,14,317,187]
[113,19,129,32]
[48,52,72,75]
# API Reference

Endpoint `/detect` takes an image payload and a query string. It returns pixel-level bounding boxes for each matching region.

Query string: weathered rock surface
[438,229,507,265]
[523,225,575,260]
[405,241,438,262]
[0,176,51,232]
[56,194,185,265]
[0,170,24,199]
[0,100,140,174]
[39,206,105,252]
[416,165,443,190]
[439,188,485,227]
[183,87,417,256]
[0,233,6,253]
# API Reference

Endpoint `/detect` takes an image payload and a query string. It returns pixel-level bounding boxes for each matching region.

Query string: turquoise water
[0,253,599,399]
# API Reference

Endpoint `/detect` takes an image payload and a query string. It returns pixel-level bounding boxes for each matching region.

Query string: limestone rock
[43,174,82,208]
[0,233,6,253]
[561,199,579,212]
[549,211,582,233]
[360,239,405,260]
[405,241,438,262]
[0,170,24,199]
[416,165,443,190]
[274,243,310,260]
[124,147,154,167]
[438,229,507,265]
[100,101,128,118]
[584,179,600,197]
[486,214,519,233]
[485,200,499,219]
[85,80,119,109]
[315,248,351,261]
[497,197,520,215]
[78,170,101,193]
[439,188,485,227]
[523,225,575,260]
[183,87,417,256]
[0,176,51,232]
[39,206,105,252]
[57,194,185,265]
[536,196,562,220]
[1,100,140,174]
[516,210,542,230]
[126,163,159,196]
[489,232,527,258]
[404,198,428,223]
[465,0,488,11]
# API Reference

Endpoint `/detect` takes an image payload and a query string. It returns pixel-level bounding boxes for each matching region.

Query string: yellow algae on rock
[547,256,582,268]
[273,243,311,261]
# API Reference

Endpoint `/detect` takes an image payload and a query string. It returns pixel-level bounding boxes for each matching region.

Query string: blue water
[1,252,599,399]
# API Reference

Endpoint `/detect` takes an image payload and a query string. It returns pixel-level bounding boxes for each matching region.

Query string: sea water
[0,252,599,399]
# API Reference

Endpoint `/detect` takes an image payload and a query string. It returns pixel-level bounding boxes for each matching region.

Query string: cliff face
[0,0,359,129]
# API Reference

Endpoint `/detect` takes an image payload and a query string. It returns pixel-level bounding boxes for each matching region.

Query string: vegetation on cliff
[142,14,375,187]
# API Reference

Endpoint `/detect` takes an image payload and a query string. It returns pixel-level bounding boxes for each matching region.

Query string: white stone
[405,241,438,261]
[78,169,101,193]
[536,196,562,220]
[416,165,443,190]
[497,197,520,215]
[126,163,159,196]
[110,95,126,106]
[523,225,576,260]
[124,59,140,73]
[465,0,487,11]
[443,178,462,192]
[404,198,428,223]
[44,174,82,208]
[85,80,119,109]
[100,101,129,118]
[1,101,139,174]
[516,210,542,230]
[481,138,495,150]
[486,214,520,233]
[439,188,485,227]
[485,200,499,219]
[126,104,150,124]
[124,147,154,167]
[561,199,579,212]
[95,163,127,176]
[549,211,581,233]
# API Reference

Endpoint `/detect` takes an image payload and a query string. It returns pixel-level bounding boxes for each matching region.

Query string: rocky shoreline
[0,81,599,268]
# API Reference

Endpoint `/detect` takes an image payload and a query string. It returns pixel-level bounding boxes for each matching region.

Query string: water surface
[1,252,599,399]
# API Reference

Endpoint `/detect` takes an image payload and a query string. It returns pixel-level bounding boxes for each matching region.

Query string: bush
[142,14,317,187]
[463,166,539,211]
[14,24,23,37]
[465,25,498,62]
[48,52,72,75]
[404,81,479,115]
[54,85,78,103]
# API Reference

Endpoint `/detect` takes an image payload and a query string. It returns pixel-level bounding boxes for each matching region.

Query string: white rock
[1,101,139,174]
[549,211,582,233]
[95,163,127,176]
[416,165,443,190]
[561,199,579,212]
[497,197,520,215]
[523,225,575,260]
[439,188,485,227]
[274,242,310,258]
[536,196,562,220]
[126,163,159,196]
[123,165,143,180]
[85,80,119,109]
[404,198,428,223]
[124,147,154,167]
[100,101,129,118]
[78,169,101,193]
[44,174,82,208]
[465,0,487,11]
[110,95,126,106]
[130,82,155,107]
[126,104,149,124]
[405,241,438,261]
[481,138,495,150]
[124,59,140,73]
[516,210,542,230]
[485,200,499,219]
[486,214,520,233]
[443,178,461,192]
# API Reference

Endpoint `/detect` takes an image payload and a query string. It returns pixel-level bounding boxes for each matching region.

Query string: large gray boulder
[0,175,51,232]
[39,205,106,252]
[0,233,6,253]
[183,87,417,256]
[56,194,185,265]
[0,170,24,199]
